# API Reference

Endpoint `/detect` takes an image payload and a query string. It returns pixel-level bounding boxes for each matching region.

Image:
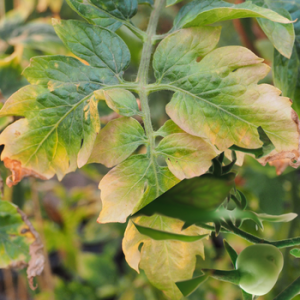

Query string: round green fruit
[236,244,283,296]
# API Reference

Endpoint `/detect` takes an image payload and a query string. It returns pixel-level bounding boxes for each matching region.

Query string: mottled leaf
[156,133,219,180]
[0,19,131,184]
[153,27,300,168]
[66,0,138,31]
[88,117,146,167]
[98,154,180,223]
[173,0,293,30]
[156,120,185,137]
[94,89,140,116]
[123,216,207,300]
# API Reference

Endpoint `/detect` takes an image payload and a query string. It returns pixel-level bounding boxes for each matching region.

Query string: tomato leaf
[153,26,300,168]
[224,240,238,267]
[175,273,209,297]
[123,216,207,300]
[290,248,300,258]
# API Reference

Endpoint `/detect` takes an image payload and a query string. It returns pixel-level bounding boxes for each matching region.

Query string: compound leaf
[123,216,207,300]
[153,27,300,168]
[173,0,293,30]
[88,117,146,167]
[0,18,132,185]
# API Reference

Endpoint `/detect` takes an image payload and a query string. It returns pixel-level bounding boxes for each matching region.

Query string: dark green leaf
[133,222,208,242]
[224,240,238,267]
[175,273,209,297]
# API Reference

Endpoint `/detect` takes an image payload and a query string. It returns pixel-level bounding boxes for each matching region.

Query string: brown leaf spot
[3,158,47,187]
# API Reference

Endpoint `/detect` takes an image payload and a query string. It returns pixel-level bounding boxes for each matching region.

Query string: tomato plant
[1,0,300,299]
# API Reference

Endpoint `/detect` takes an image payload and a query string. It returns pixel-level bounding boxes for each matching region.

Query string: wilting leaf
[123,216,207,300]
[0,19,132,184]
[253,0,296,58]
[133,222,208,242]
[66,0,138,31]
[88,117,146,167]
[153,27,300,168]
[173,0,293,30]
[98,154,180,223]
[0,200,44,289]
[156,133,219,180]
[290,248,300,258]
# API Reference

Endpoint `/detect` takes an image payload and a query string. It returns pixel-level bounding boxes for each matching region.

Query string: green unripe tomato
[236,244,283,296]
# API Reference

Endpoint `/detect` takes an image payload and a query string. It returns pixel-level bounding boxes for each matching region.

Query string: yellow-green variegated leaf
[123,216,207,300]
[0,19,133,185]
[98,155,180,223]
[88,117,146,167]
[156,133,219,180]
[153,27,300,167]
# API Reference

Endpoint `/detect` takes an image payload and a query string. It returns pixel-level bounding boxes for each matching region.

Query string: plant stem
[135,0,165,193]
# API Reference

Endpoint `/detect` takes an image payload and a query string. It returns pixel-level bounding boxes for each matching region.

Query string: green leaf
[224,240,238,267]
[175,274,209,297]
[173,0,293,30]
[153,27,300,166]
[53,19,130,77]
[132,172,235,218]
[66,0,138,31]
[290,248,300,258]
[88,117,146,167]
[253,0,297,59]
[156,133,219,180]
[166,0,184,7]
[0,201,34,267]
[123,216,207,300]
[98,154,180,223]
[0,19,132,184]
[133,222,208,242]
[138,0,153,6]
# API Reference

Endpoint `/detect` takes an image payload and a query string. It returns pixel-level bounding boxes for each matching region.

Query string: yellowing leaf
[153,27,300,168]
[156,133,219,180]
[88,117,146,167]
[123,216,207,300]
[98,155,179,223]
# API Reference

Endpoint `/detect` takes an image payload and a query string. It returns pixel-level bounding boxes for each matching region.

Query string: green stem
[125,21,147,41]
[198,222,300,249]
[135,0,165,194]
[273,276,300,300]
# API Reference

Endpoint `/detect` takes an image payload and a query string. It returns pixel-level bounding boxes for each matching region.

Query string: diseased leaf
[66,0,138,31]
[53,19,130,78]
[98,154,180,223]
[156,119,185,137]
[88,117,146,167]
[94,89,140,117]
[0,19,132,184]
[153,27,300,168]
[156,133,219,180]
[123,216,207,300]
[173,0,293,30]
[133,222,208,242]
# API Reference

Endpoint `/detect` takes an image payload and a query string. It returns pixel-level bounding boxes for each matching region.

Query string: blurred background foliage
[0,0,300,299]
